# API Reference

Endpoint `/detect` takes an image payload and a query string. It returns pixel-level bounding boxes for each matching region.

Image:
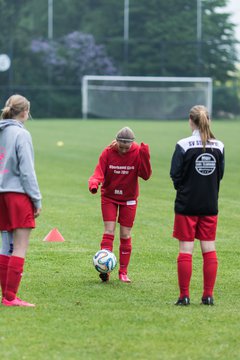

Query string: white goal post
[82,75,212,120]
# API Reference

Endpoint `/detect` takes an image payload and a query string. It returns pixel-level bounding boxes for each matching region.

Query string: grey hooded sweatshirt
[0,119,42,209]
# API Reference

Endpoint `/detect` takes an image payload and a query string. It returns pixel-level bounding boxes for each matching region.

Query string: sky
[224,0,240,41]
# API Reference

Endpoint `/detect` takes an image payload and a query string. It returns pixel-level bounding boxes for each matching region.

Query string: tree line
[0,0,239,117]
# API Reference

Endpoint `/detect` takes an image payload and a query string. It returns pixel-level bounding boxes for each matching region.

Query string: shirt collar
[192,129,200,136]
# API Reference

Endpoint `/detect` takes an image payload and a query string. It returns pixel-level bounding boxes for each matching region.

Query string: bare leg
[12,228,31,258]
[100,221,116,251]
[103,221,116,236]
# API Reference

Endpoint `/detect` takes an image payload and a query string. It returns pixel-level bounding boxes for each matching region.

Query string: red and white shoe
[2,297,35,307]
[119,274,131,283]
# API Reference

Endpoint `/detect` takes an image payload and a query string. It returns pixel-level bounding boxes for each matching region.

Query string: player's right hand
[90,187,98,194]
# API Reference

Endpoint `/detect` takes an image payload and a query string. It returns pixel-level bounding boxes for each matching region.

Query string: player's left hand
[34,208,41,218]
[140,142,150,153]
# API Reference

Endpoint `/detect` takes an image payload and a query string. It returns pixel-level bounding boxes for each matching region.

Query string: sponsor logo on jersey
[114,189,123,195]
[195,153,216,176]
[126,200,136,206]
[109,164,135,175]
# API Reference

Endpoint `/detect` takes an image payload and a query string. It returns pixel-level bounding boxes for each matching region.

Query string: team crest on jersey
[195,153,216,176]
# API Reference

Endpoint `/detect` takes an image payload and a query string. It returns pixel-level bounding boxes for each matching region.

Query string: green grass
[1,119,240,360]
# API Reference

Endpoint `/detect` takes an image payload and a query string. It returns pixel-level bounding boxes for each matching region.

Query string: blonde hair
[1,94,30,120]
[116,127,135,143]
[189,105,215,150]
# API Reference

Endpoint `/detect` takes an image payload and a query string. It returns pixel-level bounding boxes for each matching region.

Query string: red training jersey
[89,142,152,203]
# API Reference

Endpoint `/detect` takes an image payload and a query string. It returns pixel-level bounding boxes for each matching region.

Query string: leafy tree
[1,0,237,82]
[0,0,239,116]
[55,0,237,81]
[31,31,118,86]
[110,0,237,80]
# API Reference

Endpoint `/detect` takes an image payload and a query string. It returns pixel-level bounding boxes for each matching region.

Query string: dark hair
[1,94,30,120]
[189,105,215,150]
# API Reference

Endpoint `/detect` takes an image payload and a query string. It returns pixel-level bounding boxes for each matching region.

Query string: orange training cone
[43,228,65,242]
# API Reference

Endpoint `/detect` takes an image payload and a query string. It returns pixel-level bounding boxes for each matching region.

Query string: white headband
[116,137,134,143]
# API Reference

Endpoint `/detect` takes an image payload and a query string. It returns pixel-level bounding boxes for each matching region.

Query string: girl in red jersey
[0,94,42,307]
[89,127,152,283]
[170,105,224,306]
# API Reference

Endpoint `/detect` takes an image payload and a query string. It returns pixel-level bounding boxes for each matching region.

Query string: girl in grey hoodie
[0,94,42,307]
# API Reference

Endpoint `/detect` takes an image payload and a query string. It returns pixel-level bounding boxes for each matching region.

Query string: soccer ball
[93,249,117,273]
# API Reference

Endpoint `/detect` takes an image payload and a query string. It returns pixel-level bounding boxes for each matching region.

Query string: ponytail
[189,105,215,151]
[1,105,13,119]
[1,94,30,120]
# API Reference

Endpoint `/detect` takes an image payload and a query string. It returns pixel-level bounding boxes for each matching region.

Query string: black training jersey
[170,130,224,216]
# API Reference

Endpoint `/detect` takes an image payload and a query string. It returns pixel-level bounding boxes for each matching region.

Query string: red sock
[119,237,132,275]
[202,251,218,298]
[100,233,114,251]
[5,256,25,301]
[177,253,192,298]
[0,255,10,297]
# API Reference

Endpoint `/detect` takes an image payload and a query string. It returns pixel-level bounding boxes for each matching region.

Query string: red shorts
[173,213,218,242]
[101,197,137,228]
[0,192,35,231]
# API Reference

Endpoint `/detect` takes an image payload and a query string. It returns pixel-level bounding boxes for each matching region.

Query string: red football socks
[0,254,10,297]
[177,253,192,298]
[119,237,132,275]
[4,256,25,301]
[202,251,218,298]
[100,233,114,252]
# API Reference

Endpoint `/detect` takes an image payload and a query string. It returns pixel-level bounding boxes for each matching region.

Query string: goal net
[82,76,212,120]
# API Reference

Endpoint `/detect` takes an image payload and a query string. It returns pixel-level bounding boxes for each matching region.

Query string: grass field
[1,118,240,360]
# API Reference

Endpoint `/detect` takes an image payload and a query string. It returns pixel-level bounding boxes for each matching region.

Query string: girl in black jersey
[170,105,224,306]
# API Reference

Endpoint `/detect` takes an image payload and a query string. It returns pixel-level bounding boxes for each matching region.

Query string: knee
[120,226,132,239]
[201,241,216,254]
[120,234,131,240]
[104,229,115,236]
[179,241,194,254]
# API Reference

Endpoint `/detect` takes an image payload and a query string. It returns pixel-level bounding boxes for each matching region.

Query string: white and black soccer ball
[93,249,117,273]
